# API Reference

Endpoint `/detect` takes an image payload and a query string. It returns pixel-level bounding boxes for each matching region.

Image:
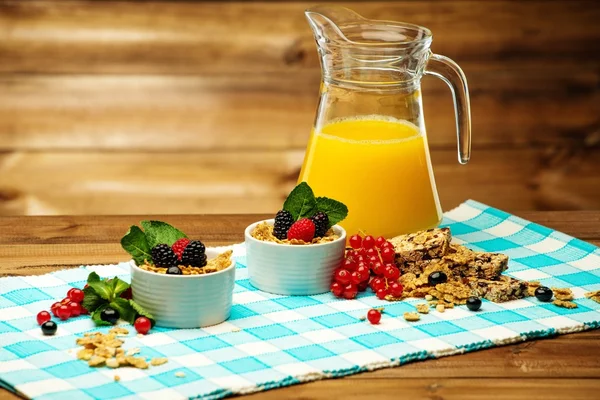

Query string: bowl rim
[244,218,347,249]
[130,248,236,279]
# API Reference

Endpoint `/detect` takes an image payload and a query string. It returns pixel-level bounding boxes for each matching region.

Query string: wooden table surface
[1,212,600,399]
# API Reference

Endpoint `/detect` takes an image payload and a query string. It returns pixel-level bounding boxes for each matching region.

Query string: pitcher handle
[424,53,472,164]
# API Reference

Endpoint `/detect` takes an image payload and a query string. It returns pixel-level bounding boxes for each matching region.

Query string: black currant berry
[100,307,120,324]
[166,266,182,275]
[428,271,448,286]
[535,286,553,302]
[466,296,482,311]
[41,320,57,335]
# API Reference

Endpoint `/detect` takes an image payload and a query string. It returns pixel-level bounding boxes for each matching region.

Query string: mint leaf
[315,197,348,227]
[129,299,156,327]
[110,298,136,324]
[121,226,151,265]
[82,286,105,313]
[109,277,130,297]
[88,280,113,302]
[283,182,317,220]
[87,272,101,284]
[91,304,112,326]
[141,221,187,248]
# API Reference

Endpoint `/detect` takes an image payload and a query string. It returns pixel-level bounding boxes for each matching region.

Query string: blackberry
[273,210,294,240]
[311,211,329,237]
[181,240,207,267]
[151,244,178,268]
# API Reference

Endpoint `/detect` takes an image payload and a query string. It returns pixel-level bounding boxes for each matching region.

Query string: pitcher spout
[305,6,364,45]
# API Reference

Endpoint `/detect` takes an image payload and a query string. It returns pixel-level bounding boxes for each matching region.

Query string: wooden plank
[0,71,597,150]
[1,1,599,74]
[240,378,600,400]
[0,147,598,216]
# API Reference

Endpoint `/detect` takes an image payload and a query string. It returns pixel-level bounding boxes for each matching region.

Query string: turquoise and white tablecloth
[1,200,599,399]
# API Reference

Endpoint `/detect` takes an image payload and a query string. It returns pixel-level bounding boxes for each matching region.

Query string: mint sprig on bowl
[268,182,348,243]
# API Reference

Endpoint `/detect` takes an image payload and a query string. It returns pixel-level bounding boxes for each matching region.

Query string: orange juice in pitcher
[300,6,471,237]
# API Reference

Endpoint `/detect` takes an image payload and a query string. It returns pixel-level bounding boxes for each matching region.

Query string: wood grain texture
[0,0,598,216]
[2,1,599,74]
[0,212,599,399]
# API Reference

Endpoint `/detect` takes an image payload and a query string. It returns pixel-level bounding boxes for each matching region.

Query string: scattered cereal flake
[552,287,574,301]
[553,299,577,309]
[106,358,119,369]
[175,371,186,378]
[231,328,241,332]
[445,302,455,309]
[109,327,129,336]
[425,294,433,301]
[137,333,144,338]
[150,358,168,366]
[403,312,420,322]
[436,304,446,313]
[585,290,600,304]
[416,303,429,314]
[114,375,121,382]
[88,356,106,367]
[116,355,128,366]
[126,348,140,356]
[126,356,148,369]
[116,348,125,356]
[77,348,94,361]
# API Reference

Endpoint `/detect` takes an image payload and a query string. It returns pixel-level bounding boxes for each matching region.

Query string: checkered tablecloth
[1,200,599,399]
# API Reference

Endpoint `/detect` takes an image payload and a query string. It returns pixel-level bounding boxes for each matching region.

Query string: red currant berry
[134,317,152,335]
[384,266,400,281]
[376,288,389,300]
[359,248,368,257]
[375,236,387,248]
[335,269,351,285]
[331,282,344,297]
[363,235,375,249]
[68,288,84,303]
[358,280,369,292]
[57,305,71,321]
[389,282,404,298]
[343,258,357,271]
[67,288,75,297]
[61,297,71,305]
[36,311,51,325]
[84,284,89,289]
[349,234,362,249]
[350,271,363,285]
[381,247,395,263]
[365,248,378,257]
[381,241,394,250]
[346,250,359,259]
[367,309,382,324]
[384,262,396,269]
[80,306,89,315]
[368,255,379,264]
[356,255,365,263]
[355,265,370,282]
[343,284,358,299]
[357,261,369,271]
[372,262,384,276]
[50,302,62,317]
[68,302,82,317]
[371,277,386,292]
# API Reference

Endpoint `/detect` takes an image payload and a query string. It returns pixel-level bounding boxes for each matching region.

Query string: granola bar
[468,276,528,302]
[442,244,508,279]
[430,281,473,305]
[390,228,451,265]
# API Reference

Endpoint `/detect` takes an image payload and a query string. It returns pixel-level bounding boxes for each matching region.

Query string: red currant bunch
[331,233,403,301]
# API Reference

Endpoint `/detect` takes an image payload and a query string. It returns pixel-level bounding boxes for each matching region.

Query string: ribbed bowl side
[130,252,235,328]
[245,222,346,296]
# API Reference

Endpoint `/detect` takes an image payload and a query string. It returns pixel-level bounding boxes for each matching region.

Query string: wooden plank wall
[0,0,598,216]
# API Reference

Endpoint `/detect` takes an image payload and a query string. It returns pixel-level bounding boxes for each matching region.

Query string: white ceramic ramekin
[244,219,346,295]
[130,249,235,328]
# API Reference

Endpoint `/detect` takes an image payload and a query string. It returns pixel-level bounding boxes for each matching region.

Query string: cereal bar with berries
[390,228,451,268]
[467,276,529,302]
[442,244,508,280]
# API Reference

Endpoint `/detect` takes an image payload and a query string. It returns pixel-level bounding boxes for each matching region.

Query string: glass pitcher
[299,5,471,238]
